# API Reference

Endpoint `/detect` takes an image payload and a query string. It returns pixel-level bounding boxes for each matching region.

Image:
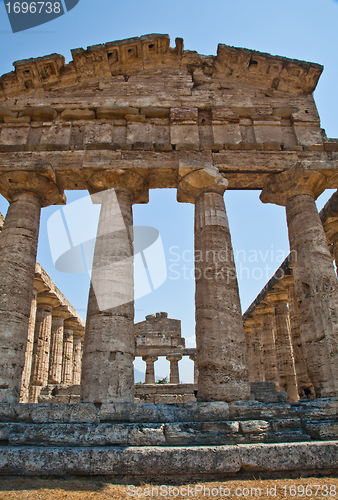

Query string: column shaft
[81,189,135,403]
[143,356,158,384]
[73,336,82,386]
[48,315,64,384]
[167,355,181,384]
[61,328,74,384]
[195,191,250,401]
[260,312,280,390]
[29,301,53,403]
[0,193,41,402]
[273,301,299,402]
[285,277,315,398]
[286,194,338,397]
[19,288,38,403]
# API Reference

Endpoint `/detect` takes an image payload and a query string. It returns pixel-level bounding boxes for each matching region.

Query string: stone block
[127,122,155,144]
[304,420,338,440]
[61,109,95,120]
[96,107,138,119]
[293,124,323,145]
[238,441,338,473]
[253,121,283,144]
[212,123,242,144]
[40,124,71,145]
[0,126,29,145]
[22,106,57,121]
[141,107,170,119]
[240,420,270,434]
[84,123,113,144]
[170,124,199,146]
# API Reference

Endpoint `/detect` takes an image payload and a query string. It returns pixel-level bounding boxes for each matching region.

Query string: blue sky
[1,0,337,381]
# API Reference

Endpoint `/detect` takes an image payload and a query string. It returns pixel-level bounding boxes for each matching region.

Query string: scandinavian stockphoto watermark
[47,189,167,311]
[3,0,80,33]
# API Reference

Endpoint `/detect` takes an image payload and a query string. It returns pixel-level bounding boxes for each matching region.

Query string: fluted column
[61,326,74,384]
[265,291,298,402]
[189,353,199,384]
[73,335,83,386]
[243,324,256,382]
[257,304,280,390]
[283,274,315,399]
[244,317,264,381]
[0,170,62,403]
[19,288,38,403]
[261,162,338,397]
[81,170,148,403]
[166,353,182,384]
[142,355,158,384]
[29,293,60,402]
[48,307,70,385]
[178,163,250,401]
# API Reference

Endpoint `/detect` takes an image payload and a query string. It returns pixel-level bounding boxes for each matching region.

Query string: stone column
[73,335,83,386]
[61,326,74,384]
[244,317,264,381]
[189,353,199,384]
[257,304,280,390]
[265,291,299,402]
[81,170,148,403]
[48,307,70,385]
[283,274,315,398]
[19,288,38,403]
[0,170,62,403]
[142,355,158,384]
[243,324,256,382]
[261,162,338,397]
[166,353,182,384]
[29,293,60,402]
[322,219,338,276]
[178,163,250,402]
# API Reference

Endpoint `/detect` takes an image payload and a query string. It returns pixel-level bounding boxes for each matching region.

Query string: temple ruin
[0,34,338,479]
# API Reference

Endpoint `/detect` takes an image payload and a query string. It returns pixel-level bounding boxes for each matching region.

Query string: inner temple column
[29,293,60,402]
[177,163,250,401]
[48,307,70,385]
[81,170,148,403]
[189,353,199,384]
[257,304,280,390]
[265,291,299,402]
[166,354,182,384]
[283,274,315,398]
[19,288,38,403]
[261,162,338,397]
[0,170,63,403]
[73,334,83,386]
[244,317,264,381]
[143,355,158,384]
[61,325,74,385]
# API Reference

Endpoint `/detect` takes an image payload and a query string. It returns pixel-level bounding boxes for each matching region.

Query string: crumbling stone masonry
[1,34,338,478]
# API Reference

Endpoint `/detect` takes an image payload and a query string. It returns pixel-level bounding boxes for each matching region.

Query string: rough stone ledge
[0,441,337,479]
[0,399,337,424]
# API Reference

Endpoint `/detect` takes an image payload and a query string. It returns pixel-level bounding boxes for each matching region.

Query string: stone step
[1,442,338,479]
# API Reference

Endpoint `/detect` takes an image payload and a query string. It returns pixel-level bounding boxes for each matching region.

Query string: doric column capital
[252,304,274,318]
[189,353,197,362]
[37,292,61,309]
[166,353,182,362]
[87,169,148,204]
[177,163,228,204]
[52,305,72,320]
[260,162,327,207]
[281,274,295,289]
[142,355,158,363]
[0,170,65,207]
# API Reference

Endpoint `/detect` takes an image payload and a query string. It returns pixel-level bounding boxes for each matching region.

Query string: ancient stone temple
[0,34,338,479]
